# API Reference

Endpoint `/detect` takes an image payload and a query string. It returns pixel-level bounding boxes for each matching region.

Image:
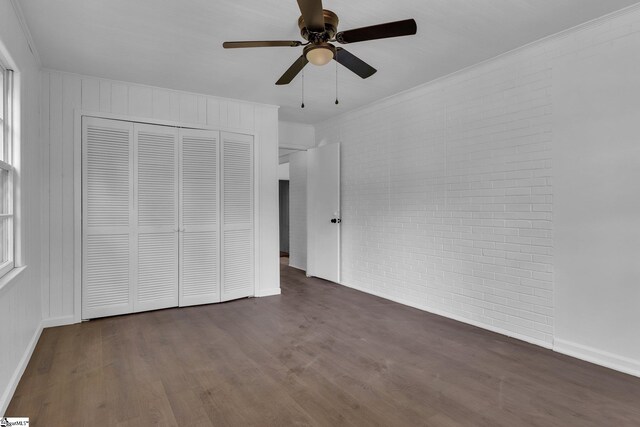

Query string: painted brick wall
[315,6,640,348]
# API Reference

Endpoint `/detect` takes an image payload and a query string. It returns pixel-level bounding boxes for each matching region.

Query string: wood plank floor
[7,259,640,426]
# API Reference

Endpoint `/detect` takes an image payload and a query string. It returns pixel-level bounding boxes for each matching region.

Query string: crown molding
[9,0,42,67]
[315,2,640,127]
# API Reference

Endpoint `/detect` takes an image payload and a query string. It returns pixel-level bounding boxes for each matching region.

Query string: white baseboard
[42,315,76,328]
[554,338,640,378]
[287,262,306,272]
[338,280,553,349]
[338,280,640,378]
[0,321,43,416]
[255,288,281,297]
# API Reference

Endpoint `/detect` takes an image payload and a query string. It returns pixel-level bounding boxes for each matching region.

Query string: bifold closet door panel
[83,121,256,318]
[221,132,255,302]
[134,124,179,312]
[82,117,134,319]
[179,129,221,306]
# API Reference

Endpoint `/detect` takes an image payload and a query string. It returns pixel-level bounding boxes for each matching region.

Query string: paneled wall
[41,69,280,324]
[316,5,640,374]
[0,1,43,415]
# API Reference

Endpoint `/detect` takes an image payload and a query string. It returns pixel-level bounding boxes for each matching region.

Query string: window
[0,66,14,278]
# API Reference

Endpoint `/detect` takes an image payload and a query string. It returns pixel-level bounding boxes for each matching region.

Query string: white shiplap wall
[41,70,280,324]
[0,1,43,416]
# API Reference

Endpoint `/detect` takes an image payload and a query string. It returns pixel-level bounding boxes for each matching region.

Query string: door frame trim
[74,110,260,322]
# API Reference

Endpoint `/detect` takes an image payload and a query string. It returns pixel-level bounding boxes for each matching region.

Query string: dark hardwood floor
[7,259,640,426]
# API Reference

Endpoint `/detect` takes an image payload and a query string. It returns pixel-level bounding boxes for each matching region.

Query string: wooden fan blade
[276,55,309,85]
[223,40,302,48]
[334,48,376,79]
[336,19,417,44]
[297,0,325,32]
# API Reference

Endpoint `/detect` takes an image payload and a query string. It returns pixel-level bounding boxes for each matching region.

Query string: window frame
[0,65,15,278]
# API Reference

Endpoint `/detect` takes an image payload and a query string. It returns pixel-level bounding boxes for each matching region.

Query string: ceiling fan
[223,0,417,85]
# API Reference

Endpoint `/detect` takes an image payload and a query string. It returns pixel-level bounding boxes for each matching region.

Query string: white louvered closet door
[221,132,255,301]
[82,118,134,319]
[179,129,221,306]
[134,124,179,312]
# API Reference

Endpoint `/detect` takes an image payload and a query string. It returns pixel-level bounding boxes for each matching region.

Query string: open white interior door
[307,143,340,283]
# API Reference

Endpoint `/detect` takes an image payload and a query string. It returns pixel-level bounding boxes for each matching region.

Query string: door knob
[330,218,342,224]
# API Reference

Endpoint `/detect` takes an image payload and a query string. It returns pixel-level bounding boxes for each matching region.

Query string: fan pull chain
[335,60,339,105]
[301,70,305,108]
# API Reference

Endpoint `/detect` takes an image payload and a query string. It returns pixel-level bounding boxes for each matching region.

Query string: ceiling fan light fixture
[223,2,418,85]
[305,44,335,66]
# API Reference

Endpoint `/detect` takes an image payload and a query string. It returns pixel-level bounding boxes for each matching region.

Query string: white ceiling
[20,0,640,124]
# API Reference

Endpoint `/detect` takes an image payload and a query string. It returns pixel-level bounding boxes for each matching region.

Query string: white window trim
[0,66,15,279]
[0,160,14,278]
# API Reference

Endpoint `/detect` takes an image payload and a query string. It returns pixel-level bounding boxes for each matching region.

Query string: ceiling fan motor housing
[298,9,339,43]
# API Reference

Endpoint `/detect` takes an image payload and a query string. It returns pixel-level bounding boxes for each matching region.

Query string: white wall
[278,162,290,180]
[0,1,43,415]
[40,69,280,324]
[553,30,640,375]
[278,120,315,164]
[315,5,640,373]
[289,151,307,271]
[279,121,315,149]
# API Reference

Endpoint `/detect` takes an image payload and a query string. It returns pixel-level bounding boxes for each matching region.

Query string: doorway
[279,179,290,257]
